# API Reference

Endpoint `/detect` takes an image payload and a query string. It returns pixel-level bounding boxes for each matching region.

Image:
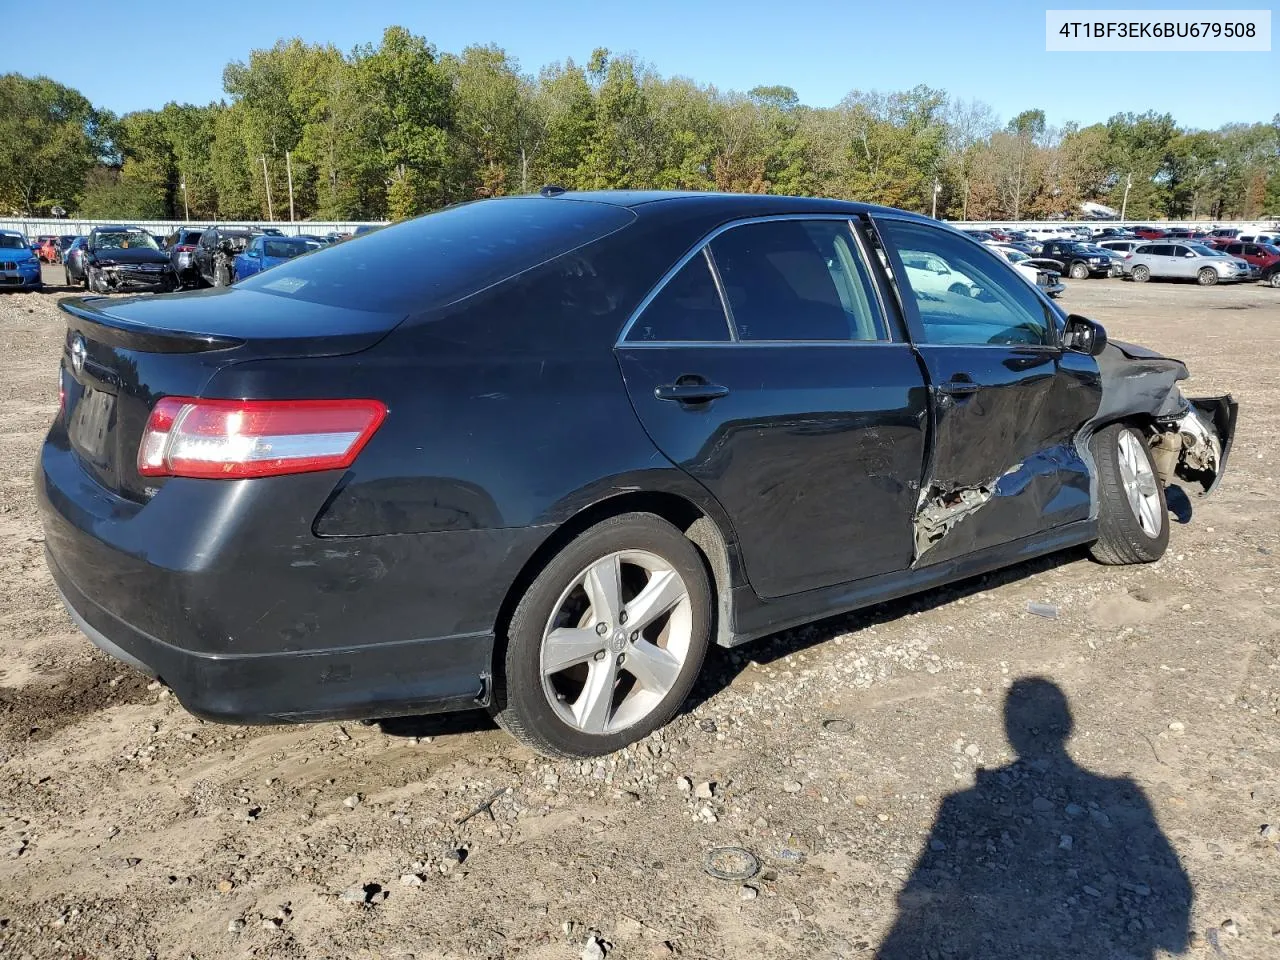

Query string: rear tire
[1131,265,1150,283]
[1069,262,1089,280]
[491,513,712,758]
[1089,423,1169,565]
[1269,272,1280,289]
[1197,267,1218,286]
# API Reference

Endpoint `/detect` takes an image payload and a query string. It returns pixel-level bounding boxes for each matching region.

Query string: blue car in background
[0,230,44,290]
[233,235,321,280]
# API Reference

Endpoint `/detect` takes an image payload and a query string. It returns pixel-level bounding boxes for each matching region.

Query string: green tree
[0,74,105,214]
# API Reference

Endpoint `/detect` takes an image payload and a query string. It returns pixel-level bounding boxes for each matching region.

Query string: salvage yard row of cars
[960,224,1280,288]
[4,224,338,293]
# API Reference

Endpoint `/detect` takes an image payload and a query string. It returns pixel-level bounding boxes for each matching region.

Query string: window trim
[869,213,1066,352]
[616,214,901,348]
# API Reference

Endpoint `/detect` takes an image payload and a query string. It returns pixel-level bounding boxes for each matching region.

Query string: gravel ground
[0,264,1278,959]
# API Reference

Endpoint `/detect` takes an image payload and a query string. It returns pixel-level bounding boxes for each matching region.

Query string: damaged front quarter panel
[1083,338,1237,511]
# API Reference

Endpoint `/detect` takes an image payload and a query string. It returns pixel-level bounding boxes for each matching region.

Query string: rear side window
[235,198,635,313]
[709,219,886,341]
[627,251,730,342]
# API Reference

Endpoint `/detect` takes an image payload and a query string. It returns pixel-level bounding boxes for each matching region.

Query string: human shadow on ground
[876,677,1192,960]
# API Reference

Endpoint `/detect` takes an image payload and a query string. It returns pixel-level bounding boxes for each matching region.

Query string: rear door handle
[654,378,729,404]
[938,378,980,397]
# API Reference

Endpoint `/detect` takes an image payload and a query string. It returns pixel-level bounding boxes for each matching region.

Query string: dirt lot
[1,265,1278,959]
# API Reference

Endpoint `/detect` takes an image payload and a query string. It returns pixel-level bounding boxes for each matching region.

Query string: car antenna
[539,184,567,198]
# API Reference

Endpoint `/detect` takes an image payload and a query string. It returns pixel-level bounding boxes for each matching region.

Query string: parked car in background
[37,236,61,263]
[1091,227,1134,240]
[164,226,206,288]
[0,230,44,290]
[193,226,258,287]
[82,226,177,293]
[988,244,1065,297]
[36,191,1236,757]
[58,235,79,256]
[1131,226,1166,240]
[1220,241,1280,276]
[62,238,87,285]
[1037,239,1114,279]
[1097,239,1146,255]
[233,235,319,280]
[1237,233,1280,246]
[1125,241,1252,285]
[1207,227,1242,243]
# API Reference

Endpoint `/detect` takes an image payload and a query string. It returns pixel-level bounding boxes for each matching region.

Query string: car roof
[548,190,939,225]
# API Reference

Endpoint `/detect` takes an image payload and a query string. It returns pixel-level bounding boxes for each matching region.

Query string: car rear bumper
[37,431,550,724]
[46,550,493,723]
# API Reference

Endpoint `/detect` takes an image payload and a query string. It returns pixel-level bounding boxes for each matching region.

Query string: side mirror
[1063,314,1108,357]
[1184,251,1196,258]
[247,249,260,258]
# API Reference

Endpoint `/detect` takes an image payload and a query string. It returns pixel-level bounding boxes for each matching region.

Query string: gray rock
[1065,803,1085,817]
[694,781,715,800]
[1032,797,1054,813]
[782,780,803,793]
[1059,834,1073,851]
[343,794,361,809]
[227,918,245,933]
[675,776,692,793]
[581,935,607,960]
[1082,885,1102,898]
[740,884,759,900]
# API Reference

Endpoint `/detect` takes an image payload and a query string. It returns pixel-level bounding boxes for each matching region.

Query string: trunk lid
[59,290,403,501]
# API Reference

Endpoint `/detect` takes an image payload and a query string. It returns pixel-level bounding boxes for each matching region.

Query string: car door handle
[654,379,729,404]
[938,378,980,397]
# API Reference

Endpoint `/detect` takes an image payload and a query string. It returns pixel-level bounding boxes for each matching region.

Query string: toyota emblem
[70,335,86,376]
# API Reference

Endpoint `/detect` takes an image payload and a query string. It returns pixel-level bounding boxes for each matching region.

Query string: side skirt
[723,519,1097,647]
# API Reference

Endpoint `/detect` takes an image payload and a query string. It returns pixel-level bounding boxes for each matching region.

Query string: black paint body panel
[35,191,1232,726]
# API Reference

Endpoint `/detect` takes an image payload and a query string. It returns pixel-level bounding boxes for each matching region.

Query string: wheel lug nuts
[619,611,628,624]
[617,654,625,665]
[594,651,607,661]
[595,622,608,635]
[630,632,638,642]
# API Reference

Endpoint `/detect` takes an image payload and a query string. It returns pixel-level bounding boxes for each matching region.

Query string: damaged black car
[192,225,258,287]
[38,192,1237,760]
[82,226,177,294]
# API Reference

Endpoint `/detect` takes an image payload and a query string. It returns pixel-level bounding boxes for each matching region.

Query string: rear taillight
[137,397,387,479]
[176,244,195,252]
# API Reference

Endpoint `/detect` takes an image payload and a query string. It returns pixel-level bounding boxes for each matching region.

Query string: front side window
[627,250,730,343]
[877,219,1055,347]
[709,219,886,341]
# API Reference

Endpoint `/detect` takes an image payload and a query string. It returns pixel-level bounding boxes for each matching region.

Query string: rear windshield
[0,234,27,249]
[235,198,636,313]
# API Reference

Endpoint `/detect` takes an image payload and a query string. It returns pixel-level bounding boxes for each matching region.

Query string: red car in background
[1132,226,1166,240]
[36,236,61,262]
[1221,241,1280,275]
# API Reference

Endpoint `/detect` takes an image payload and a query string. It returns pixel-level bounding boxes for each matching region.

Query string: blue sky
[9,1,1276,130]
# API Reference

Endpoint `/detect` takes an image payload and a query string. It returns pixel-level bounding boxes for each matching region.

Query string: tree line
[2,27,1278,223]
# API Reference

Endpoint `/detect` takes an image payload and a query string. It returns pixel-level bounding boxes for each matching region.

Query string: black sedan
[81,226,177,293]
[37,192,1236,758]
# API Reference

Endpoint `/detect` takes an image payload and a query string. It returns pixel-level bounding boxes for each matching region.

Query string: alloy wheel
[540,550,692,735]
[1117,430,1162,538]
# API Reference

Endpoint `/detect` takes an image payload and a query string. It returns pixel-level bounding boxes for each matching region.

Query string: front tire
[1089,424,1169,565]
[1269,272,1280,289]
[1069,262,1089,280]
[1197,267,1218,286]
[491,513,712,758]
[1131,265,1150,283]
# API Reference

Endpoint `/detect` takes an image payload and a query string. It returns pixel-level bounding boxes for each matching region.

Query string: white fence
[0,218,385,238]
